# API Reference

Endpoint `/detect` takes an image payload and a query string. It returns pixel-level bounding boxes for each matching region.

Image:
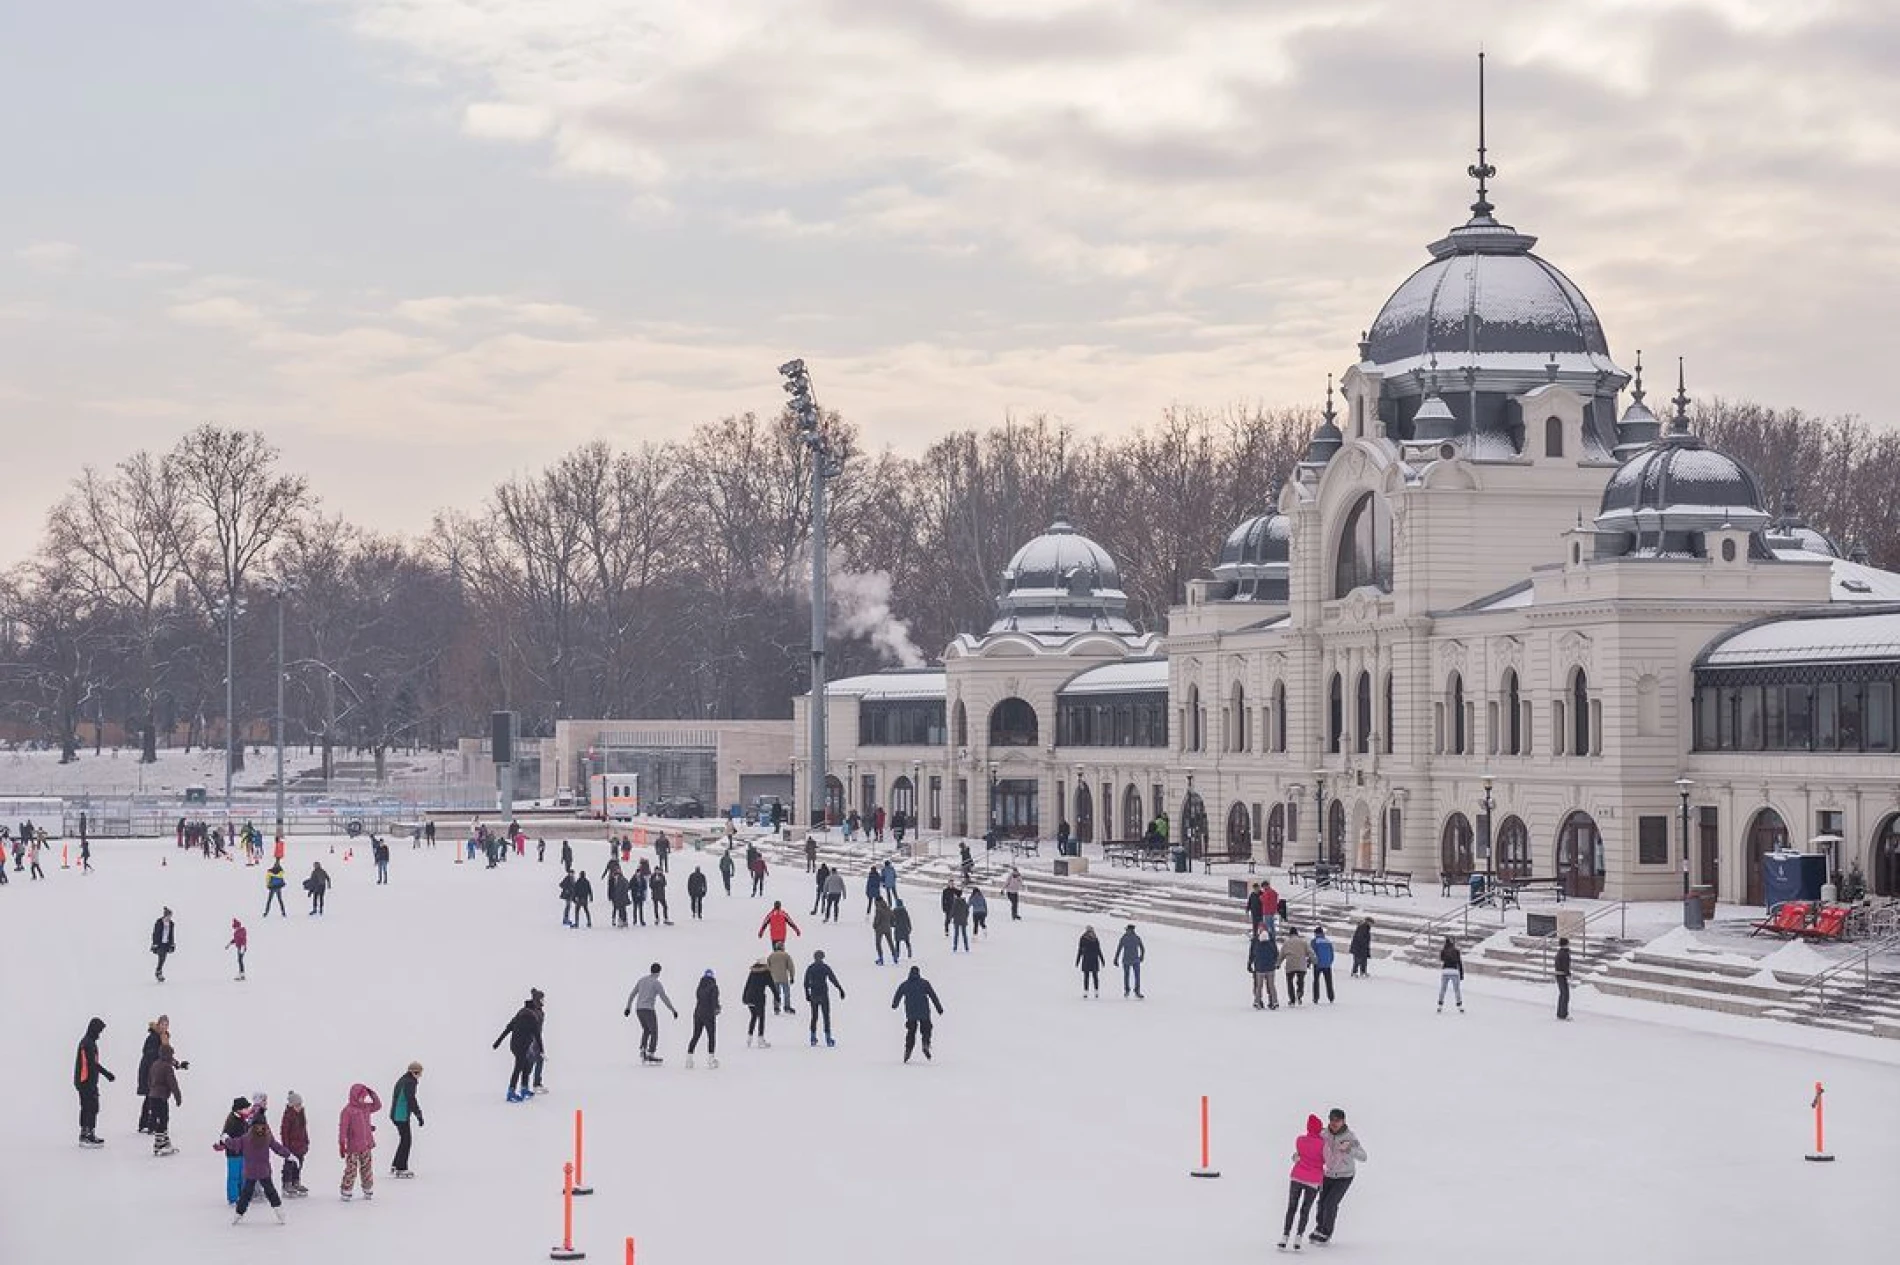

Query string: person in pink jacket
[337,1083,382,1201]
[1279,1114,1326,1250]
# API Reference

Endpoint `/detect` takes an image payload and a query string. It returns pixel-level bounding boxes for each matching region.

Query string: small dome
[1594,432,1771,559]
[989,520,1137,636]
[1213,512,1292,603]
[1765,489,1841,559]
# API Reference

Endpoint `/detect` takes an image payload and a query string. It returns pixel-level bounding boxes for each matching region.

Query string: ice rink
[3,831,1893,1264]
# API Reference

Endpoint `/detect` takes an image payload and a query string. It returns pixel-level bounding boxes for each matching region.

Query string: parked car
[651,796,705,819]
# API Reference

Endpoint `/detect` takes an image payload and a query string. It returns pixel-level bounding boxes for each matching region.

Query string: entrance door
[1180,792,1208,859]
[993,779,1039,839]
[1226,802,1252,857]
[1496,816,1531,882]
[1121,786,1143,842]
[1744,808,1788,906]
[1697,807,1719,902]
[1556,812,1604,899]
[1440,813,1474,879]
[1266,803,1286,867]
[1074,782,1094,844]
[1875,814,1900,897]
[1326,801,1347,867]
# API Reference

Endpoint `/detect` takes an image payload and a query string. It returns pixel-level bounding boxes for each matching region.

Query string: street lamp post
[1676,776,1696,927]
[1074,763,1086,855]
[264,578,298,843]
[987,761,999,838]
[780,358,846,830]
[1480,773,1495,886]
[1313,769,1328,873]
[911,759,922,844]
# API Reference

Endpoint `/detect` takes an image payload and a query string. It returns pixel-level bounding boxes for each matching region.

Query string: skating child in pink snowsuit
[338,1083,381,1200]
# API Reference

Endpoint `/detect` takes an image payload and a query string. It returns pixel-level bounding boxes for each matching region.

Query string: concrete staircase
[761,834,1900,1040]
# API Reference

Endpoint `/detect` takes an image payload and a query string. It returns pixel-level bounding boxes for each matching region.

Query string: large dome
[988,520,1137,637]
[1366,241,1613,374]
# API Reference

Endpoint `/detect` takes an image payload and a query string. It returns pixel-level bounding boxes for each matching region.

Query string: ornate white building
[793,155,1900,908]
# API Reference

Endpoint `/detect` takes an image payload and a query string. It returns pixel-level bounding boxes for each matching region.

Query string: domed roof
[1213,511,1292,603]
[1593,397,1772,559]
[1765,488,1841,559]
[988,520,1137,637]
[1365,233,1616,375]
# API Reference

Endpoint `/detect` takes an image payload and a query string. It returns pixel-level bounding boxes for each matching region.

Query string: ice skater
[151,907,176,982]
[872,897,897,964]
[1309,1108,1367,1245]
[748,850,768,896]
[227,918,248,981]
[1437,938,1465,1013]
[1075,926,1105,997]
[948,889,971,952]
[651,868,672,924]
[804,950,845,1046]
[969,887,990,937]
[1280,927,1312,1006]
[338,1082,381,1201]
[230,1114,291,1224]
[1115,923,1145,998]
[1250,928,1281,1010]
[865,867,884,918]
[305,862,330,915]
[1279,1115,1325,1250]
[1555,937,1572,1020]
[280,1091,310,1196]
[686,969,720,1068]
[1004,867,1023,920]
[743,959,773,1048]
[881,857,898,904]
[218,1098,251,1202]
[687,866,708,918]
[494,995,545,1101]
[758,901,801,948]
[891,898,914,960]
[1349,918,1373,977]
[136,1015,169,1133]
[264,862,288,917]
[73,1017,114,1148]
[719,848,735,896]
[823,867,845,921]
[571,871,595,927]
[891,965,943,1063]
[767,945,798,1014]
[389,1062,424,1177]
[624,964,679,1065]
[1310,926,1336,1003]
[142,1033,183,1156]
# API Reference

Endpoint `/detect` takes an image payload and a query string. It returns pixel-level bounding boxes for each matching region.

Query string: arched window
[1570,668,1591,757]
[988,697,1038,747]
[1326,801,1347,867]
[1503,669,1522,755]
[1265,803,1286,867]
[1333,492,1394,597]
[1449,672,1467,755]
[1354,672,1373,754]
[1497,816,1531,881]
[1383,672,1395,754]
[952,700,968,747]
[1229,681,1248,753]
[1186,685,1203,752]
[1272,681,1287,753]
[1327,673,1344,753]
[1544,416,1564,458]
[1441,813,1474,877]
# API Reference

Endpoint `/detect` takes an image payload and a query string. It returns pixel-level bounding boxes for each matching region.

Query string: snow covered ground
[3,833,1894,1265]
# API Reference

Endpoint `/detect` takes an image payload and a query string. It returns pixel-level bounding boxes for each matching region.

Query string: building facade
[794,157,1900,906]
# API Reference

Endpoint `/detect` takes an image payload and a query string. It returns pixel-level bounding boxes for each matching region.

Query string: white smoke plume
[827,568,928,668]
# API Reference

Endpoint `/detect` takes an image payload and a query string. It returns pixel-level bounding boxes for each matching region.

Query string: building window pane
[1839,681,1864,752]
[1638,815,1670,865]
[1867,682,1895,753]
[1785,684,1813,750]
[1737,686,1763,751]
[1816,683,1839,751]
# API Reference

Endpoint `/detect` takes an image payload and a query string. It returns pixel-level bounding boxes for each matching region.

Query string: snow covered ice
[3,832,1895,1264]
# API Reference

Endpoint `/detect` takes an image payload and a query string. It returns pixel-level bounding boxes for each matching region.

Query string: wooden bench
[1440,871,1473,898]
[1501,876,1567,904]
[1000,837,1041,858]
[1382,870,1414,897]
[1200,847,1257,874]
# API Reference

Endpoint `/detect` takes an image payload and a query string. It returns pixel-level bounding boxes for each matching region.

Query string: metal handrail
[1577,900,1630,942]
[1786,931,1900,1010]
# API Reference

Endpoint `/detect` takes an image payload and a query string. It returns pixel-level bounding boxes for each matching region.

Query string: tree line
[0,401,1890,768]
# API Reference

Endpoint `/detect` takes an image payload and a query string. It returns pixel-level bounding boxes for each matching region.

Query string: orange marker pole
[1190,1094,1221,1178]
[572,1109,594,1195]
[550,1161,586,1260]
[1806,1082,1834,1162]
[625,1238,635,1265]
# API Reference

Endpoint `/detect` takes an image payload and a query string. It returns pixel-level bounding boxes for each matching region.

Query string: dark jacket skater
[494,1000,544,1098]
[687,867,709,918]
[687,971,721,1061]
[803,952,846,1042]
[890,966,944,1062]
[136,1022,165,1132]
[390,1064,425,1174]
[742,961,773,1045]
[1075,927,1106,995]
[891,900,914,958]
[571,872,594,927]
[150,910,176,981]
[1349,919,1374,977]
[73,1017,114,1144]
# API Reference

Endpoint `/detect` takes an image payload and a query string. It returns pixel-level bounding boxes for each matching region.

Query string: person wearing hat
[1114,923,1146,999]
[389,1062,424,1176]
[217,1097,251,1204]
[280,1091,310,1196]
[623,965,678,1065]
[73,1017,114,1148]
[1308,1108,1368,1245]
[150,908,176,983]
[1075,926,1106,998]
[686,969,721,1068]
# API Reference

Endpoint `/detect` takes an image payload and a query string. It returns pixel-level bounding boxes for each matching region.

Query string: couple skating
[1280,1108,1367,1250]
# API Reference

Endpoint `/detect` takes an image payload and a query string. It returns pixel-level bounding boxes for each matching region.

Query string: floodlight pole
[781,358,844,830]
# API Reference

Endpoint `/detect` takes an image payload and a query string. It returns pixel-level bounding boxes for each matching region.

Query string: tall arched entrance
[1180,791,1209,859]
[1326,800,1347,867]
[1122,785,1143,841]
[1873,814,1900,897]
[822,775,845,826]
[1556,812,1604,899]
[1497,816,1531,882]
[1074,782,1094,844]
[1265,803,1287,867]
[890,776,915,832]
[1441,813,1474,879]
[1351,801,1374,869]
[1743,808,1789,906]
[1226,802,1252,859]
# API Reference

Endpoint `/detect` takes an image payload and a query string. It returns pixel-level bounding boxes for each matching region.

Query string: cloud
[17,241,83,270]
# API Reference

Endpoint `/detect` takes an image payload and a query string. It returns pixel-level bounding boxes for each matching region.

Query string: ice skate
[340,1190,353,1202]
[684,1056,694,1068]
[393,1170,415,1179]
[745,1036,754,1048]
[707,1057,719,1068]
[825,1035,836,1048]
[153,1143,178,1157]
[1278,1239,1288,1251]
[507,1089,522,1102]
[757,1037,771,1049]
[810,1034,818,1047]
[232,1213,245,1226]
[272,1208,286,1225]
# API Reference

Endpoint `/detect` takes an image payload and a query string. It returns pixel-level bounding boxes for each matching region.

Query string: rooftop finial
[1630,349,1646,404]
[1323,373,1337,424]
[1669,357,1691,435]
[1467,49,1496,220]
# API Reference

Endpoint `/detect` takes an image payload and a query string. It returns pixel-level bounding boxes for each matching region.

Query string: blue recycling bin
[1469,873,1487,904]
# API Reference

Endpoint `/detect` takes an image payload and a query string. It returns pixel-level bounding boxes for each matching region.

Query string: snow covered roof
[1770,550,1900,603]
[1702,610,1900,667]
[821,671,946,701]
[1058,659,1170,697]
[1456,580,1535,612]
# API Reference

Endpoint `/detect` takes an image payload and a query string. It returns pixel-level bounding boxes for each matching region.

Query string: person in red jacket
[758,901,801,948]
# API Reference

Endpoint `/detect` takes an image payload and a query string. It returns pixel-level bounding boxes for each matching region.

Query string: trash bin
[1468,873,1487,903]
[1170,845,1189,874]
[1682,894,1705,930]
[1692,885,1717,921]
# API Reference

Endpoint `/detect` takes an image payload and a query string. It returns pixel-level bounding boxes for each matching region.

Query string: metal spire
[1669,357,1692,435]
[1629,350,1646,405]
[1467,50,1497,219]
[1323,373,1337,426]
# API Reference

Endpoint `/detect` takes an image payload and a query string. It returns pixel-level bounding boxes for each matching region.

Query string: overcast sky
[2,0,1895,559]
